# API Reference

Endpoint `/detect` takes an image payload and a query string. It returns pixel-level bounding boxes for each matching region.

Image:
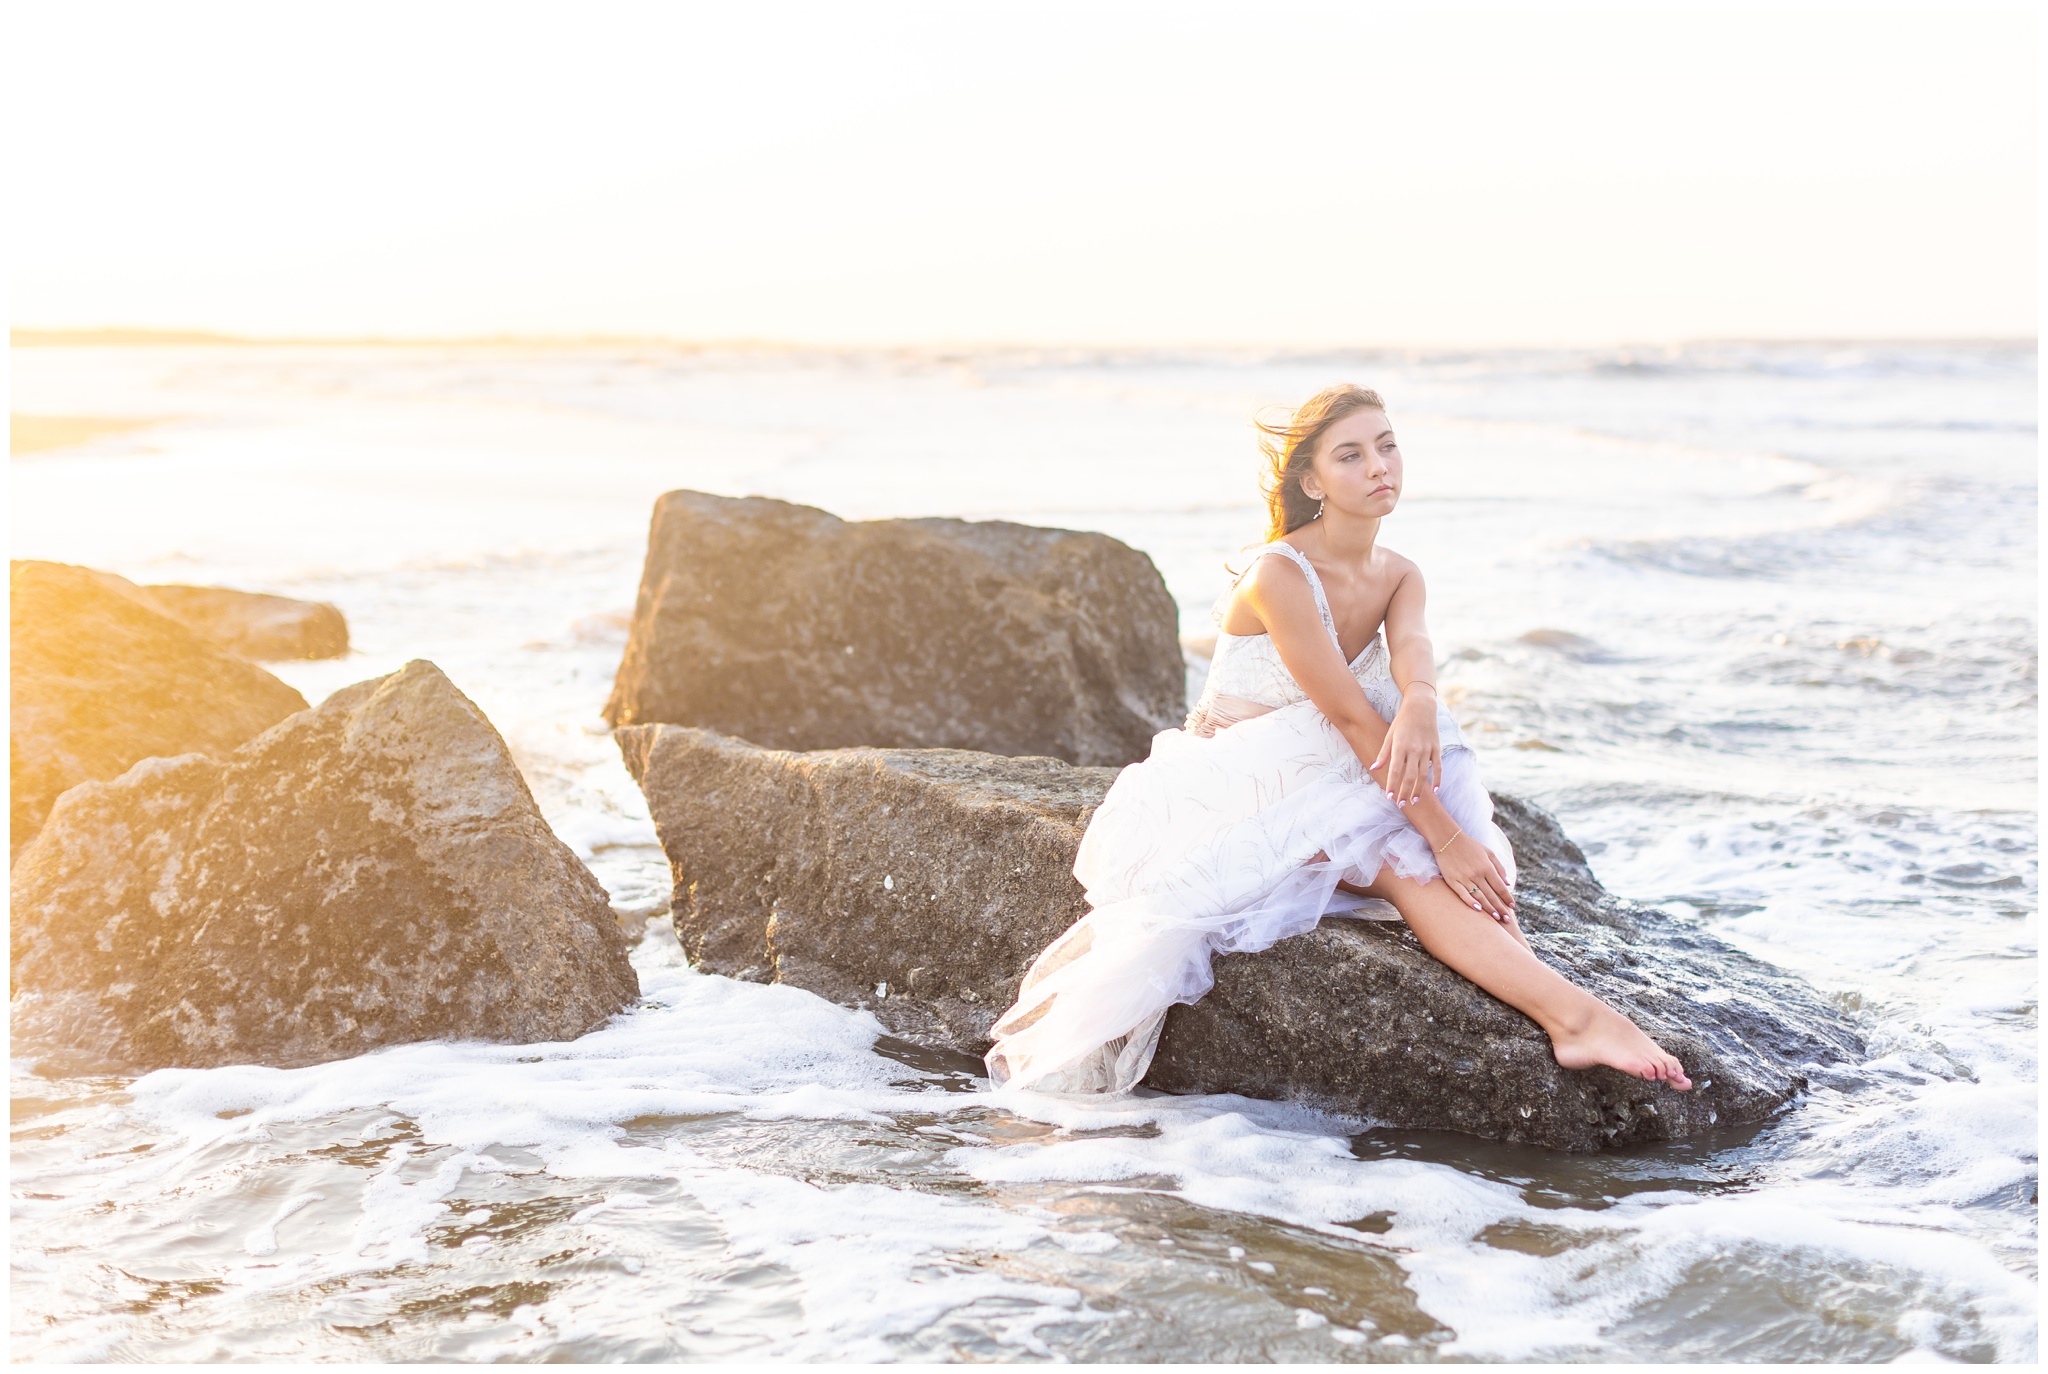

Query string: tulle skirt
[984,700,1514,1094]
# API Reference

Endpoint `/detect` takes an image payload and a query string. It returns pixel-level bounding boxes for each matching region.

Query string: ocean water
[9,340,2036,1362]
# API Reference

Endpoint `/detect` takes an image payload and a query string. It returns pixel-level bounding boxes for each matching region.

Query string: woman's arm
[1373,563,1442,806]
[1231,554,1393,766]
[1235,555,1513,916]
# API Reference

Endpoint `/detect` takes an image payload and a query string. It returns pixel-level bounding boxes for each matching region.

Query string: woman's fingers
[1455,863,1509,918]
[1439,865,1480,911]
[1447,867,1489,914]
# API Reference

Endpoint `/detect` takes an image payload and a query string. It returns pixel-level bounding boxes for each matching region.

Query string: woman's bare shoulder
[1220,547,1317,632]
[1238,547,1318,597]
[1378,546,1425,584]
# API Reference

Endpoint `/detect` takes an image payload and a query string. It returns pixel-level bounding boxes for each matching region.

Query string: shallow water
[10,341,2036,1361]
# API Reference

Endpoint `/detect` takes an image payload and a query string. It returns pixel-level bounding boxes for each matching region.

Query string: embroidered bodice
[1186,541,1467,748]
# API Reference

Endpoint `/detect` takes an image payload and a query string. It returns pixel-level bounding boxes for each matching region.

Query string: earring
[1317,498,1326,518]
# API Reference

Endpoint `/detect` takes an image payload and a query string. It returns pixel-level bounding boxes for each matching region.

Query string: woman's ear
[1299,471,1325,501]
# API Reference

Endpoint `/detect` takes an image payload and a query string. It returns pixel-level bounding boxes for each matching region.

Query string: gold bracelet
[1434,829,1462,854]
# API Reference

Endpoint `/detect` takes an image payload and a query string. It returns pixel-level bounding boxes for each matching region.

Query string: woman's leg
[1337,872,1537,952]
[1362,866,1692,1088]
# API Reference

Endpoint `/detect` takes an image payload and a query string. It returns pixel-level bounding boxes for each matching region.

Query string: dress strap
[1255,543,1342,650]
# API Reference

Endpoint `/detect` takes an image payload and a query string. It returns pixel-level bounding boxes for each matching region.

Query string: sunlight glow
[10,1,2037,345]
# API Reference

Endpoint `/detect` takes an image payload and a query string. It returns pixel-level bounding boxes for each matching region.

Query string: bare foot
[1550,1001,1693,1089]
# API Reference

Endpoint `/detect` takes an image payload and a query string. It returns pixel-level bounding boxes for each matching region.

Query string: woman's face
[1302,407,1401,519]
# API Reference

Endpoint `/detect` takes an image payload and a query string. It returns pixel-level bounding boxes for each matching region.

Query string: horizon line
[11,327,2039,354]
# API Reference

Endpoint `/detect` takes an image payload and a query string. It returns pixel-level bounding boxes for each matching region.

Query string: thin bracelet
[1434,829,1462,854]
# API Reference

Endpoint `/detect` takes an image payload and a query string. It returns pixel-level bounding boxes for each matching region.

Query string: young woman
[985,384,1691,1095]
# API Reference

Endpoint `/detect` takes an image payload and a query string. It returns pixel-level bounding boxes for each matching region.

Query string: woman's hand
[1436,832,1516,919]
[1371,688,1442,807]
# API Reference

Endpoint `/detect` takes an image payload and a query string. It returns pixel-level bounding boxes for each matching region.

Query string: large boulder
[618,724,1864,1152]
[1143,795,1865,1149]
[603,491,1185,766]
[10,560,310,854]
[617,724,1105,1051]
[144,584,350,660]
[11,661,639,1070]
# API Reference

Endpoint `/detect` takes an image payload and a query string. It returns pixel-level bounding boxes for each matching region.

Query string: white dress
[984,542,1516,1094]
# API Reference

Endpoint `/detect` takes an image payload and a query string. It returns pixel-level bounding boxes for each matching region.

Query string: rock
[603,491,1185,766]
[144,584,350,660]
[619,724,1863,1152]
[11,660,640,1070]
[1146,796,1865,1150]
[615,723,1108,1050]
[10,560,310,854]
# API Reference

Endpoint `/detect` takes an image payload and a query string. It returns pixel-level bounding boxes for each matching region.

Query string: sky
[10,1,2039,347]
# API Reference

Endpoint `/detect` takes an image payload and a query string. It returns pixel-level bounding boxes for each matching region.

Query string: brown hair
[1256,384,1388,540]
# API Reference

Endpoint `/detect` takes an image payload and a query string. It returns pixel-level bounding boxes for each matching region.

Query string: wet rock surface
[10,560,310,854]
[144,583,350,660]
[11,660,639,1070]
[604,491,1185,766]
[620,725,1863,1151]
[617,723,1109,1052]
[1148,796,1865,1150]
